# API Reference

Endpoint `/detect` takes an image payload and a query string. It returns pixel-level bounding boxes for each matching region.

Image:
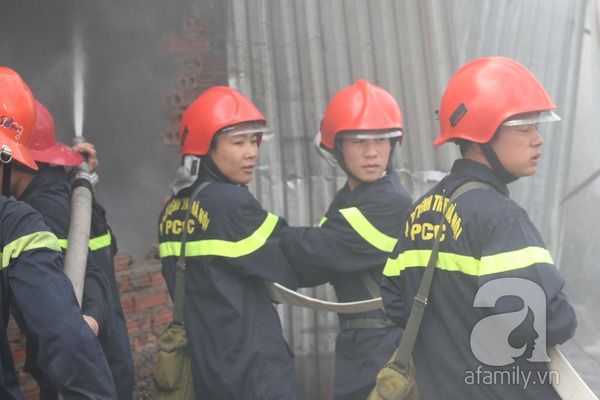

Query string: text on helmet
[1,115,25,140]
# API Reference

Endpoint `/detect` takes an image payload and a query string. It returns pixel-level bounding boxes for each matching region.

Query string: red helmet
[28,100,84,167]
[435,57,558,145]
[320,79,403,150]
[0,67,38,170]
[179,86,267,157]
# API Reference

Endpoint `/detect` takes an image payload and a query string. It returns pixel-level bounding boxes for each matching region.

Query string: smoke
[0,0,191,261]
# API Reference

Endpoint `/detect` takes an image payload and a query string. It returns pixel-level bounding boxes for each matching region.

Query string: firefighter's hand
[83,314,99,336]
[73,142,99,172]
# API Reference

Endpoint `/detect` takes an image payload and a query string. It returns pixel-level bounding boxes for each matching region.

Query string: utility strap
[172,181,210,326]
[392,181,493,372]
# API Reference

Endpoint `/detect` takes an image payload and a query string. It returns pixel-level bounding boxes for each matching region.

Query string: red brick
[118,274,134,293]
[151,271,166,286]
[153,308,173,328]
[136,272,152,288]
[12,345,26,365]
[20,383,39,399]
[134,290,167,311]
[120,296,135,314]
[164,35,211,53]
[132,332,159,352]
[114,253,134,272]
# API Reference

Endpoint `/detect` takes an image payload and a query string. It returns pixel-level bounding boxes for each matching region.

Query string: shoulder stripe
[383,246,554,277]
[339,207,397,252]
[159,212,279,258]
[1,231,62,270]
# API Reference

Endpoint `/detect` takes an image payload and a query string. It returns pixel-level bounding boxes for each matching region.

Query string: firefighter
[158,86,298,399]
[381,57,577,399]
[9,100,135,400]
[280,79,413,399]
[0,66,117,399]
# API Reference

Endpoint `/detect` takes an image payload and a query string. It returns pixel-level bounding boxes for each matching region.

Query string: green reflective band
[56,230,112,251]
[383,253,405,277]
[0,231,61,270]
[383,246,554,277]
[89,231,112,251]
[480,246,554,275]
[318,217,327,227]
[159,212,279,258]
[58,238,68,250]
[339,207,397,252]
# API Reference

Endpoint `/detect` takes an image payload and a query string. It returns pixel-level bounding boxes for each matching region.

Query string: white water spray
[73,25,85,140]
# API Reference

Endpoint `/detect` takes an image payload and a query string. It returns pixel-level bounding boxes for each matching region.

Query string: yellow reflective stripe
[89,231,112,251]
[56,231,112,251]
[318,217,327,227]
[0,231,61,270]
[480,246,554,275]
[339,207,397,252]
[383,246,554,277]
[159,213,279,258]
[383,255,402,277]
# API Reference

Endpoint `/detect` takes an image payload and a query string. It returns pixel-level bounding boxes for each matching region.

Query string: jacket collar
[450,158,510,197]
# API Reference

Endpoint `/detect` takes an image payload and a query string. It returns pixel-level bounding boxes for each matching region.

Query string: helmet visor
[219,124,271,138]
[501,110,561,127]
[337,129,403,140]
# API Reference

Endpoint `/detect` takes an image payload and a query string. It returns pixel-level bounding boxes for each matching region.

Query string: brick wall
[161,6,227,148]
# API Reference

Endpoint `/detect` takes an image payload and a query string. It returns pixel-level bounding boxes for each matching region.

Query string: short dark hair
[455,139,470,156]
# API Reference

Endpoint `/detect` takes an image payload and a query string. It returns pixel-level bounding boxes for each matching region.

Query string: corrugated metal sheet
[226,1,587,398]
[559,0,600,393]
[449,0,587,258]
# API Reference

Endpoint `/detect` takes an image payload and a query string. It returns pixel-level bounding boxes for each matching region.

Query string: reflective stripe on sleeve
[382,246,554,277]
[0,231,62,269]
[57,230,112,251]
[318,217,327,227]
[480,246,554,275]
[88,231,112,251]
[58,238,68,250]
[339,207,397,252]
[159,212,279,258]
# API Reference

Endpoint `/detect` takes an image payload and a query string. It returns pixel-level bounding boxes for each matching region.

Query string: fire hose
[265,282,598,399]
[63,151,98,307]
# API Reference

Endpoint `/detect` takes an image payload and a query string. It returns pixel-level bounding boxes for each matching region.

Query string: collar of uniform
[337,171,390,207]
[18,166,66,201]
[451,159,510,196]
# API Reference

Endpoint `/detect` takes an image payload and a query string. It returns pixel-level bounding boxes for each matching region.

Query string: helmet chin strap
[2,161,11,197]
[1,145,12,197]
[480,143,518,184]
[203,155,235,185]
[332,143,360,185]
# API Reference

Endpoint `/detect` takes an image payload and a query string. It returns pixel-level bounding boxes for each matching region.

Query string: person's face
[210,123,259,185]
[489,113,544,178]
[341,134,391,190]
